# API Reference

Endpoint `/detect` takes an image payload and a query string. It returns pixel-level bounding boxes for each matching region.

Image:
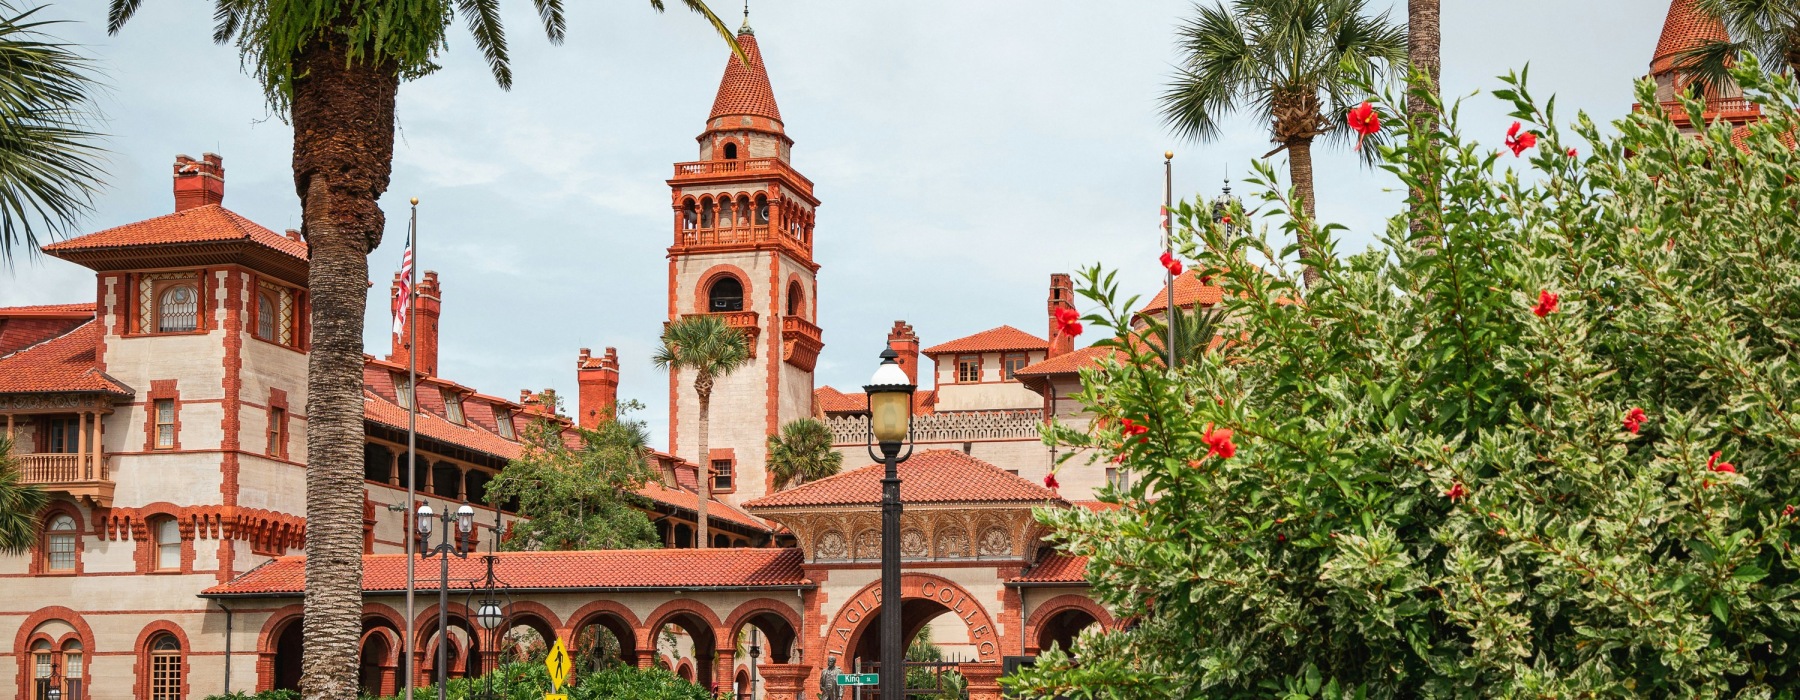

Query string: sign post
[544,639,572,700]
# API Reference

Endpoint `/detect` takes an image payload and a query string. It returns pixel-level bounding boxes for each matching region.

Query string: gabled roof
[0,321,133,396]
[815,385,868,414]
[1138,270,1223,315]
[201,548,809,597]
[922,325,1048,356]
[363,388,522,461]
[710,30,783,125]
[43,204,307,260]
[743,449,1064,509]
[0,304,94,358]
[1010,553,1087,585]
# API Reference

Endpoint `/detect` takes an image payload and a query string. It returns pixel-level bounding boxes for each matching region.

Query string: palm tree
[1148,303,1226,367]
[1161,0,1406,286]
[1679,1,1800,91]
[0,437,49,553]
[105,3,742,698]
[766,418,842,490]
[653,314,750,549]
[1407,0,1440,121]
[0,4,105,265]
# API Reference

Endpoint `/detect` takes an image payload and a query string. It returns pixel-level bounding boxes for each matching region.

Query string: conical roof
[709,29,782,125]
[1651,0,1731,76]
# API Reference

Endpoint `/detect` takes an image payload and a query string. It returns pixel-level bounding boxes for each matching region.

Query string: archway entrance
[1035,608,1100,655]
[272,619,303,691]
[823,573,1001,691]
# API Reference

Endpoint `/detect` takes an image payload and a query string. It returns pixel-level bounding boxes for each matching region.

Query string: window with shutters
[393,374,414,410]
[494,408,515,439]
[267,407,286,457]
[442,390,465,425]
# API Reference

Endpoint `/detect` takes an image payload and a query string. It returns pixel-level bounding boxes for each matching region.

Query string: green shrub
[204,690,297,700]
[1007,64,1800,698]
[383,662,708,700]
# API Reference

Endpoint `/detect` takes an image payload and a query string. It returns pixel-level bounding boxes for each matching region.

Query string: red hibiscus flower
[1706,451,1737,474]
[1160,250,1184,276]
[1119,418,1149,445]
[1044,473,1060,489]
[1053,306,1083,338]
[1221,214,1233,225]
[1445,482,1468,501]
[1203,424,1236,460]
[1623,407,1647,434]
[1532,290,1559,317]
[1784,504,1796,518]
[1348,101,1380,151]
[1505,122,1538,157]
[1566,148,1578,158]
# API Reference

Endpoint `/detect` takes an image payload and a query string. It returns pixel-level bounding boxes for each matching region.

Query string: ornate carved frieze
[0,393,116,413]
[761,506,1045,564]
[826,409,1044,446]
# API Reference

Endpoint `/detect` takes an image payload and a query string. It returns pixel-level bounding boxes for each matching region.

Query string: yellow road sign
[545,638,572,694]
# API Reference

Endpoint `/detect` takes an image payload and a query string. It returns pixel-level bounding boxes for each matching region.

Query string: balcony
[17,453,114,507]
[666,311,761,357]
[675,223,811,260]
[781,315,823,372]
[671,157,814,193]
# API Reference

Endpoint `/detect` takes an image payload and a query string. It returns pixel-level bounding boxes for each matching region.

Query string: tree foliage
[0,437,48,554]
[1010,67,1800,698]
[767,418,843,490]
[345,661,708,700]
[485,405,660,552]
[0,3,104,264]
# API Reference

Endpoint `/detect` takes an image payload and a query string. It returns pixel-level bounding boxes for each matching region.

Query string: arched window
[60,640,83,700]
[708,277,744,312]
[755,195,770,225]
[256,292,277,341]
[43,514,76,572]
[154,518,181,571]
[681,200,697,231]
[147,634,182,700]
[723,142,738,160]
[786,281,804,317]
[156,285,198,333]
[720,196,735,228]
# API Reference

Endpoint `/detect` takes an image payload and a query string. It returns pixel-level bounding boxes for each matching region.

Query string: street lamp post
[468,507,511,700]
[746,629,761,700]
[417,501,475,700]
[863,347,916,700]
[44,661,60,700]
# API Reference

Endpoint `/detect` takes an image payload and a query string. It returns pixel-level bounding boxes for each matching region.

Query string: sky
[0,0,1667,449]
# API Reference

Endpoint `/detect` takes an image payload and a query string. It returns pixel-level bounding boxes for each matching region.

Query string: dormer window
[442,390,465,425]
[393,374,414,410]
[494,407,516,439]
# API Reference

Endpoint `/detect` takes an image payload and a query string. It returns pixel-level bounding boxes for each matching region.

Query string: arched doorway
[1024,595,1113,657]
[645,602,721,691]
[1035,608,1100,655]
[273,619,304,691]
[358,629,396,696]
[823,573,1001,692]
[570,603,640,671]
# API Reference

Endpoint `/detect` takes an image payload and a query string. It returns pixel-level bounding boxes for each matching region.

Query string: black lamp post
[417,501,475,700]
[863,347,915,700]
[44,660,60,700]
[467,507,511,700]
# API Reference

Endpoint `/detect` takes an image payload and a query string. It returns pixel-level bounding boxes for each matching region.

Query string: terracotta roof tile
[0,303,94,317]
[815,385,868,414]
[743,449,1064,509]
[202,548,808,597]
[1652,0,1731,76]
[0,322,132,395]
[1014,346,1123,379]
[1138,270,1224,315]
[0,304,94,358]
[1011,553,1087,584]
[635,480,772,533]
[42,204,307,261]
[364,390,522,461]
[710,32,782,124]
[922,326,1048,356]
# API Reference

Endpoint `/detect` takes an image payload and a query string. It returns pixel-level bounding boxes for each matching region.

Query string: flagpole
[1163,151,1176,369]
[404,197,419,700]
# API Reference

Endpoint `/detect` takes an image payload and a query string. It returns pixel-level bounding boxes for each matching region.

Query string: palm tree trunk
[695,387,712,549]
[292,38,398,700]
[1408,0,1442,248]
[1287,136,1321,288]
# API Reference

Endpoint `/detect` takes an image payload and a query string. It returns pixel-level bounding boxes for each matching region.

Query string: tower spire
[740,0,753,35]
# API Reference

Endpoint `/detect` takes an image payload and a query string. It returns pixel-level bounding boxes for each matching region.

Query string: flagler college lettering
[824,574,1001,664]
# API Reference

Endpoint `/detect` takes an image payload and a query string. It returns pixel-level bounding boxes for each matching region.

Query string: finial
[410,197,419,205]
[739,0,754,35]
[1164,150,1174,161]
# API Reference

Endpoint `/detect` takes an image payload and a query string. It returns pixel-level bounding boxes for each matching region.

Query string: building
[1,4,1738,700]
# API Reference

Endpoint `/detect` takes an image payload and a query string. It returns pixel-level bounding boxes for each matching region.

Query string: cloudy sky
[1,0,1666,449]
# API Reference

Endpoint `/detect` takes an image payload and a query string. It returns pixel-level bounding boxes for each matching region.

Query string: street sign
[837,673,879,686]
[544,638,572,700]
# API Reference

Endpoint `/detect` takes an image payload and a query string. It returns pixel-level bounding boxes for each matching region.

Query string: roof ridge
[0,319,93,361]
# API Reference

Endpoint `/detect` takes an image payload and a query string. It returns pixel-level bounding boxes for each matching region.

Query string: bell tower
[667,17,822,512]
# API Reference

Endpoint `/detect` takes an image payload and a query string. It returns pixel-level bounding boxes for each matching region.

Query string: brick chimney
[387,270,442,376]
[577,347,621,429]
[173,153,225,212]
[1048,273,1075,358]
[886,320,920,384]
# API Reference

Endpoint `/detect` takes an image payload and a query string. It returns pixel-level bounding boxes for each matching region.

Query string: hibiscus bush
[1009,67,1800,698]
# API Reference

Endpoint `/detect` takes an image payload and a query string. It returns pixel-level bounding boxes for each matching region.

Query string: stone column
[757,663,812,700]
[636,649,657,670]
[76,411,88,479]
[94,412,105,480]
[713,649,735,696]
[389,450,401,486]
[960,662,1006,700]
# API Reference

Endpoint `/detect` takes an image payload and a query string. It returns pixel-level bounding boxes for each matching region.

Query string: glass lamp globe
[863,349,915,444]
[476,600,505,630]
[455,504,475,533]
[416,504,434,535]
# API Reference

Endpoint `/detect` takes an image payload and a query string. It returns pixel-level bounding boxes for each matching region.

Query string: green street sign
[836,673,879,686]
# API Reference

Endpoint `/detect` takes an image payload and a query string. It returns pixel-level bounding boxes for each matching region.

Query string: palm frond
[670,0,747,66]
[105,0,141,35]
[0,437,49,554]
[0,3,105,265]
[654,314,753,378]
[1675,39,1750,98]
[532,0,566,44]
[457,0,513,89]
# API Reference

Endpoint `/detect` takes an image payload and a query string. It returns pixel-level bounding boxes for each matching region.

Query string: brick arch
[30,501,85,575]
[722,598,803,665]
[414,601,477,643]
[693,264,753,315]
[820,572,1001,668]
[495,600,562,649]
[783,273,809,318]
[132,620,190,700]
[640,598,726,650]
[358,626,401,666]
[131,502,195,574]
[255,604,305,692]
[13,607,96,700]
[362,602,406,631]
[1022,595,1113,655]
[565,600,641,667]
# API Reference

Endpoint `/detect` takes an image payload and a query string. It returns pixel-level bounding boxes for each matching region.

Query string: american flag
[392,243,413,338]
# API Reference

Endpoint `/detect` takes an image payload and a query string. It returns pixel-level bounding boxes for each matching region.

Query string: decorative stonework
[826,409,1043,446]
[815,530,846,559]
[761,508,1048,564]
[978,527,1011,558]
[900,528,927,558]
[0,393,116,412]
[934,526,968,559]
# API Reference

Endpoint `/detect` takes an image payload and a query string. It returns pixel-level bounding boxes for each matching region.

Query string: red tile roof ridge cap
[0,302,95,317]
[741,453,871,506]
[920,325,1050,355]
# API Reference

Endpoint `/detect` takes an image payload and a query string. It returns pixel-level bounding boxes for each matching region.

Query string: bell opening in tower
[709,277,745,312]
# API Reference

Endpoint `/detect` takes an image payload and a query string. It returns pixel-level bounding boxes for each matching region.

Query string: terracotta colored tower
[666,17,822,512]
[388,270,442,377]
[1642,0,1761,132]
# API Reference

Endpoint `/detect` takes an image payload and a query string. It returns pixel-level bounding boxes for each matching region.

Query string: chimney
[1048,273,1075,358]
[577,347,622,429]
[173,153,225,212]
[886,320,920,384]
[387,270,442,376]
